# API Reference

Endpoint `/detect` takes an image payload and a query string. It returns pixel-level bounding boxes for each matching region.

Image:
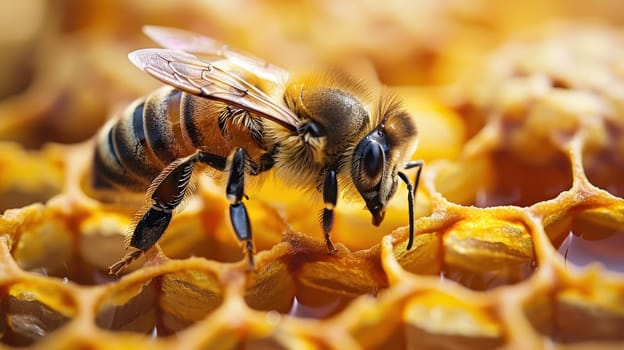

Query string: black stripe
[181,95,204,149]
[92,129,145,191]
[112,102,160,180]
[91,147,120,190]
[107,127,123,168]
[144,94,178,164]
[132,102,147,146]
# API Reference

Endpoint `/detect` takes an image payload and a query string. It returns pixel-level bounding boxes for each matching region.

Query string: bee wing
[142,25,289,84]
[129,48,299,131]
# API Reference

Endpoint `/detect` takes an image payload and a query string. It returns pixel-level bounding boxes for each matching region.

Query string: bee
[93,26,423,275]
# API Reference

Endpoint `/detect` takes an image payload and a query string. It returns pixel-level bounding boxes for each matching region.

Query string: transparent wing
[129,48,299,131]
[143,25,289,84]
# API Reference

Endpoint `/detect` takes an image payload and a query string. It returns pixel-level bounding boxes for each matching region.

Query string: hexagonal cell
[434,148,574,208]
[555,210,624,274]
[244,258,296,314]
[441,216,536,290]
[524,282,624,344]
[95,278,160,335]
[391,230,443,276]
[13,216,120,285]
[288,284,357,319]
[343,294,407,349]
[95,269,224,336]
[583,146,624,199]
[154,194,286,265]
[0,281,77,347]
[474,150,573,208]
[245,245,391,320]
[403,291,505,350]
[271,233,389,319]
[0,144,64,212]
[552,291,624,343]
[391,214,536,290]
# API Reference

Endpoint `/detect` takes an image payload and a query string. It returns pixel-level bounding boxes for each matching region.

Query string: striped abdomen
[92,86,262,193]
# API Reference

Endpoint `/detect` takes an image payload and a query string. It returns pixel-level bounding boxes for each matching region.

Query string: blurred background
[0,0,623,148]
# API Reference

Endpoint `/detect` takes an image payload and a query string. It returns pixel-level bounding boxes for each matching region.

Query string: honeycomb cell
[583,146,624,199]
[0,281,77,347]
[77,212,135,283]
[155,189,287,265]
[556,208,624,274]
[403,292,505,350]
[0,144,64,212]
[553,289,624,343]
[443,214,535,290]
[245,251,296,314]
[95,268,224,336]
[295,255,388,296]
[95,278,162,335]
[289,282,357,319]
[474,149,573,208]
[433,157,491,206]
[432,148,574,208]
[391,229,443,276]
[158,208,241,263]
[228,231,385,319]
[290,258,385,319]
[13,210,121,286]
[159,270,224,334]
[342,295,407,349]
[387,210,536,291]
[13,220,73,276]
[524,280,624,344]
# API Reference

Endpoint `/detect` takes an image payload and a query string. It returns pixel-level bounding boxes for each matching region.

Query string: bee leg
[109,156,197,275]
[200,149,266,270]
[399,160,423,250]
[322,168,338,253]
[223,148,255,269]
[188,150,256,269]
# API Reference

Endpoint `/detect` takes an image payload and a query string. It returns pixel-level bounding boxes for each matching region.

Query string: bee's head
[351,97,418,226]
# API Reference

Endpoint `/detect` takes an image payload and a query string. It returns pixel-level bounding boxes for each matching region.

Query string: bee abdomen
[92,87,194,192]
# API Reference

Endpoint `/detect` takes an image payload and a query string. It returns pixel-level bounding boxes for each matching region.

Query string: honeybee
[94,26,422,275]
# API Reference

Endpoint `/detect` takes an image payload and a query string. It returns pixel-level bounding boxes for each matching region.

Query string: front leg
[398,160,423,250]
[321,168,338,253]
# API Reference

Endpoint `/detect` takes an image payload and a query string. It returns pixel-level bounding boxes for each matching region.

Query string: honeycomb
[1,1,624,349]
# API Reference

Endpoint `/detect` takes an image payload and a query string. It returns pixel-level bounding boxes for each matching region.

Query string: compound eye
[352,128,388,194]
[363,141,384,180]
[353,138,386,193]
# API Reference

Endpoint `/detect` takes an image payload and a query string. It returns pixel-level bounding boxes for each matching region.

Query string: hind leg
[108,149,263,275]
